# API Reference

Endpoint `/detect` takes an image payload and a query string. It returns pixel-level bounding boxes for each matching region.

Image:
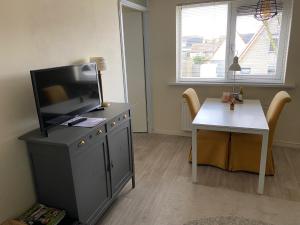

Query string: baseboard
[152,129,300,149]
[152,129,191,137]
[273,140,300,149]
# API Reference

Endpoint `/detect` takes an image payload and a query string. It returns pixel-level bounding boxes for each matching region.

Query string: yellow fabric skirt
[229,133,274,175]
[188,130,230,170]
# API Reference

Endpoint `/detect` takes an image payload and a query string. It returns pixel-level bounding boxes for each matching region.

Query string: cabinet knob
[97,129,103,135]
[111,122,116,127]
[78,140,85,147]
[123,114,127,119]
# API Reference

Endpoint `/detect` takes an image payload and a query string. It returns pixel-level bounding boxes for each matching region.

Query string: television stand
[19,103,134,225]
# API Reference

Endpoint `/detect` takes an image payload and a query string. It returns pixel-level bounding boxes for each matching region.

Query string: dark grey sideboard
[19,103,135,225]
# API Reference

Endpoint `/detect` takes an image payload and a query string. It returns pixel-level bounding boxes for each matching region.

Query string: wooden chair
[182,88,231,170]
[229,91,291,175]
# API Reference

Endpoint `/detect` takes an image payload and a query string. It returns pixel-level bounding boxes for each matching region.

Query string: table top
[193,98,269,133]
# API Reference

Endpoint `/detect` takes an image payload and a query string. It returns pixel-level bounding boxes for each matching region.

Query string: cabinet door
[107,121,133,195]
[72,138,110,223]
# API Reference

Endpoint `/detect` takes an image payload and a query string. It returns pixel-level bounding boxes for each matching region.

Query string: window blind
[179,3,229,79]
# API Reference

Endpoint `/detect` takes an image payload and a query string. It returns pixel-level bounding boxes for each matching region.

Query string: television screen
[31,63,101,135]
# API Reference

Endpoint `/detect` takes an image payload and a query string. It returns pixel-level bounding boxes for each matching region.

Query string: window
[177,0,293,83]
[235,14,282,77]
[179,3,228,79]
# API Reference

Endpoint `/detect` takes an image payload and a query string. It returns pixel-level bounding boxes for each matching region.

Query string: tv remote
[68,117,87,126]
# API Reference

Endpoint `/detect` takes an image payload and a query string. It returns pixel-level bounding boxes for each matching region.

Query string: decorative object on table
[233,87,244,104]
[255,0,278,21]
[238,87,244,102]
[183,216,274,225]
[222,92,231,103]
[17,204,65,225]
[230,98,235,111]
[89,57,109,107]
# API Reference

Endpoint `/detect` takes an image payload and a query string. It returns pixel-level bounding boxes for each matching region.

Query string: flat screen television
[30,63,102,136]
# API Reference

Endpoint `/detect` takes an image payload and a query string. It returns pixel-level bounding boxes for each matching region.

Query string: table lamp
[90,57,109,107]
[229,56,241,94]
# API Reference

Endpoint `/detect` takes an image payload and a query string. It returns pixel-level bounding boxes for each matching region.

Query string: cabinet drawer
[70,125,106,155]
[107,111,130,132]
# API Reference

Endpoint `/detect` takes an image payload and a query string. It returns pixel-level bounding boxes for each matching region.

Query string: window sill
[168,81,296,89]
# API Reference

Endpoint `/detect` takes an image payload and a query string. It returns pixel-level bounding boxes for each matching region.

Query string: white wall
[148,0,300,147]
[0,0,124,222]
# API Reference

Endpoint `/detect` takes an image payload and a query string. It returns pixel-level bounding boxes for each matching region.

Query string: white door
[122,7,148,132]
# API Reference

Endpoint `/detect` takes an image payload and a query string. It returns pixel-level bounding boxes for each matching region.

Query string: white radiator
[181,100,192,131]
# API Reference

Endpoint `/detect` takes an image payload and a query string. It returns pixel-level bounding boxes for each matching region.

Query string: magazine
[18,204,65,225]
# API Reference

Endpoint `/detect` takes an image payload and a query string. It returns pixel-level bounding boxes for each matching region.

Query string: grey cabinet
[19,103,135,225]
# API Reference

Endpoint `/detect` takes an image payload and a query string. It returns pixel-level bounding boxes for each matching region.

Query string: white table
[192,98,269,194]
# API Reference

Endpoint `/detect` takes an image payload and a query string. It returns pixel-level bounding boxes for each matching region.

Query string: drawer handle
[78,140,85,147]
[123,114,127,119]
[97,129,103,135]
[111,122,116,127]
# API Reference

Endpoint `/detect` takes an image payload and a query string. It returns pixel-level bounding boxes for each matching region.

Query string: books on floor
[17,204,66,225]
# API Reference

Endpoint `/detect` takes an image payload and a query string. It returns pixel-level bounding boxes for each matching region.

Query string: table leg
[192,127,197,183]
[258,132,269,194]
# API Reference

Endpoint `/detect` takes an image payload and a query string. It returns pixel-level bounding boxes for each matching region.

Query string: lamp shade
[229,56,241,71]
[255,0,278,21]
[90,57,106,72]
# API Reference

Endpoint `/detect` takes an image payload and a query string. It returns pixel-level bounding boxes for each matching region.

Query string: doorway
[120,2,149,133]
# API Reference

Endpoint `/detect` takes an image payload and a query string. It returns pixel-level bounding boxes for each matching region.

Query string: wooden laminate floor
[97,133,300,225]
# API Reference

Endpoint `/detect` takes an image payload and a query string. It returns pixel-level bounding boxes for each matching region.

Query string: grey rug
[184,216,274,225]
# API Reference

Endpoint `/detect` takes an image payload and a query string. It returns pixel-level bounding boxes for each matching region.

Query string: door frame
[118,0,152,133]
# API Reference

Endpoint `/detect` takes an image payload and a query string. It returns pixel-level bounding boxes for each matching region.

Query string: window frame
[176,0,293,84]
